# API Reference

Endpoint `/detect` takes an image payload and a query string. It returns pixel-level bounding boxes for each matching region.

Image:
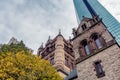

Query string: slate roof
[65,68,78,80]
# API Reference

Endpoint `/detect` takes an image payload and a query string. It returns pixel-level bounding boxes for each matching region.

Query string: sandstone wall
[76,44,120,80]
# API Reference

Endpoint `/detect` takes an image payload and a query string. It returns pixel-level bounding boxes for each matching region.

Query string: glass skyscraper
[73,0,120,45]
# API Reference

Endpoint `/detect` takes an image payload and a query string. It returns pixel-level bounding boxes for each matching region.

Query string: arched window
[91,33,102,49]
[81,40,90,55]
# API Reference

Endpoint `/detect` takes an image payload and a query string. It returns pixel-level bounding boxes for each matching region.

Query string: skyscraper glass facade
[73,0,120,45]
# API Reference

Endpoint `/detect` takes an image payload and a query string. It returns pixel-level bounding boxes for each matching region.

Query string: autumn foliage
[0,43,62,80]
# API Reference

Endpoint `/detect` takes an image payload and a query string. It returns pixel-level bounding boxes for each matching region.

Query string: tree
[0,52,62,80]
[0,41,29,54]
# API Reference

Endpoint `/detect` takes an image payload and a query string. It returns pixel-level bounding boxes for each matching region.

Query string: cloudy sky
[0,0,120,54]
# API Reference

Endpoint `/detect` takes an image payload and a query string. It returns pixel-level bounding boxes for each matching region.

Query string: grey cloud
[99,0,120,22]
[0,0,119,54]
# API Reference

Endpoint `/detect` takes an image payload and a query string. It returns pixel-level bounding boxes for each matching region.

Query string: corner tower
[38,33,75,78]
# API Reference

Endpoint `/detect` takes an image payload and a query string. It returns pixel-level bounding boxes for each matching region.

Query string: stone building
[8,37,20,45]
[71,16,120,80]
[37,32,75,78]
[8,37,33,53]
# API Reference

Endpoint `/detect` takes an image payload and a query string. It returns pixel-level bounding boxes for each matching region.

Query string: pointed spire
[56,29,63,38]
[47,36,51,43]
[59,29,61,35]
[40,43,43,49]
[48,36,51,40]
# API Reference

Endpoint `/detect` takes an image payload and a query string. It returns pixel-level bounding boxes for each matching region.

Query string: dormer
[76,17,92,34]
[75,16,101,36]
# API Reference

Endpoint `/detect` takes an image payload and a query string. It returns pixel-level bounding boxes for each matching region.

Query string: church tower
[72,16,120,80]
[37,32,75,78]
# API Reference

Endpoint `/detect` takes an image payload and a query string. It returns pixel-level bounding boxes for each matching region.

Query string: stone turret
[37,32,75,78]
[54,35,65,67]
